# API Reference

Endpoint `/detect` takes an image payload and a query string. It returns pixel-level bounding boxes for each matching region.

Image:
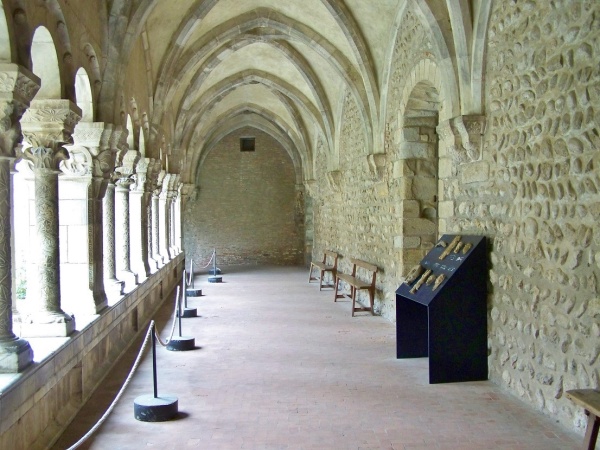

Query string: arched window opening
[31,26,61,99]
[75,67,93,122]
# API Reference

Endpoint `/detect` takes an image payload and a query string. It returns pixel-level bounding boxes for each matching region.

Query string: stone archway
[397,77,441,275]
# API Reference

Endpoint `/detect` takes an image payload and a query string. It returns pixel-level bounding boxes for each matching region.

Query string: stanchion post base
[208,276,222,283]
[134,394,178,422]
[177,307,198,318]
[186,288,202,297]
[208,268,222,275]
[166,336,196,351]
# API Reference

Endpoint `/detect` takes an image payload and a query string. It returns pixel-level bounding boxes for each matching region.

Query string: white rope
[154,286,180,347]
[186,260,194,287]
[67,321,155,450]
[197,250,216,269]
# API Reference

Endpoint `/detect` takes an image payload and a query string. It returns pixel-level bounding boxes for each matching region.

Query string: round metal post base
[208,268,222,275]
[177,307,197,318]
[134,394,178,422]
[186,288,203,297]
[208,275,223,283]
[166,335,196,351]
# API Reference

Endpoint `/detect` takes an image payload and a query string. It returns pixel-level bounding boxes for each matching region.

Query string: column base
[105,278,125,299]
[0,337,34,373]
[117,270,138,293]
[21,313,75,337]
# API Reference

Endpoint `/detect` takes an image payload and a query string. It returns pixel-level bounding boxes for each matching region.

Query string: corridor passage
[54,266,580,450]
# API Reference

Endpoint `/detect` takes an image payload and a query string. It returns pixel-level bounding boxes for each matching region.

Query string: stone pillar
[103,180,123,297]
[129,157,154,283]
[175,182,183,253]
[158,172,171,263]
[0,63,38,371]
[59,122,117,316]
[20,99,81,337]
[146,159,162,272]
[102,127,126,297]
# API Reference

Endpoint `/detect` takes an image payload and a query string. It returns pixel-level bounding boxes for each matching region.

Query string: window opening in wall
[240,137,255,152]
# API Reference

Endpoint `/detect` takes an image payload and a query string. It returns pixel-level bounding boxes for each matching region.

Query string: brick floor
[53,266,582,450]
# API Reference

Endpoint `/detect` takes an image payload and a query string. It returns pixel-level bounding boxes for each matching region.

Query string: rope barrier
[186,260,194,287]
[67,321,155,450]
[154,286,181,347]
[196,249,216,269]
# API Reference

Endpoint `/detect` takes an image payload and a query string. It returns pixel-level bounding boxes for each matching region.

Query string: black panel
[396,234,488,384]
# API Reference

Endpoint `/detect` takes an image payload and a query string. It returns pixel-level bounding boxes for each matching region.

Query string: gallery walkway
[54,266,581,450]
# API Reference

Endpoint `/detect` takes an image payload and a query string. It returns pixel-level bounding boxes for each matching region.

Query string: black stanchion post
[152,323,158,398]
[180,269,198,317]
[134,322,178,422]
[167,288,196,352]
[208,248,223,283]
[186,260,203,297]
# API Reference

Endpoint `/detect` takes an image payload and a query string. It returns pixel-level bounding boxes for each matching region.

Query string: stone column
[175,182,183,253]
[59,122,118,316]
[103,127,126,297]
[114,148,140,291]
[145,159,162,273]
[103,180,123,297]
[158,172,171,263]
[151,191,163,268]
[0,64,38,371]
[129,157,153,283]
[20,99,81,337]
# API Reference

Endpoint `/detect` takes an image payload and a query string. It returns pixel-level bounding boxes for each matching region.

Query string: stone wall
[309,0,599,435]
[479,0,600,430]
[183,127,304,266]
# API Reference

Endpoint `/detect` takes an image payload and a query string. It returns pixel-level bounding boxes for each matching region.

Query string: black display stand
[396,234,488,384]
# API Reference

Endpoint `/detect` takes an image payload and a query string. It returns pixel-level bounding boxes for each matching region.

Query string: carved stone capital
[160,172,171,199]
[181,183,197,201]
[326,170,342,192]
[367,153,387,180]
[437,115,486,164]
[0,63,40,106]
[303,179,318,199]
[20,100,81,170]
[146,158,162,193]
[114,148,140,182]
[0,64,41,158]
[131,157,150,192]
[154,170,166,197]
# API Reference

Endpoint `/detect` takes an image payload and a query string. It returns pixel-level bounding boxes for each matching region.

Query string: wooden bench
[334,258,378,316]
[308,251,338,290]
[566,389,600,450]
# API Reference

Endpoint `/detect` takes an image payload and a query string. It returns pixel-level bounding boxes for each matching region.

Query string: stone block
[392,160,414,179]
[438,157,453,178]
[399,218,436,236]
[438,201,454,218]
[394,235,421,248]
[375,182,389,197]
[399,199,420,217]
[399,141,435,160]
[461,161,489,184]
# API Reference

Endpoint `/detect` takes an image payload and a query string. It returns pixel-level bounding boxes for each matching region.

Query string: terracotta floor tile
[53,266,582,450]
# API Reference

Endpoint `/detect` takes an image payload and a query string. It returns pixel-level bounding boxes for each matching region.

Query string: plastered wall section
[183,127,304,266]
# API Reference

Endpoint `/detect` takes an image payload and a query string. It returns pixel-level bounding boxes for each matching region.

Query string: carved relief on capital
[0,64,40,105]
[304,179,318,199]
[437,115,486,164]
[159,171,170,198]
[131,157,150,192]
[326,170,342,192]
[114,148,140,183]
[0,65,41,158]
[181,183,197,201]
[20,100,81,170]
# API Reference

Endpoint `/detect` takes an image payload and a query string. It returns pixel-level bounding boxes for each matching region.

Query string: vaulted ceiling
[102,0,482,184]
